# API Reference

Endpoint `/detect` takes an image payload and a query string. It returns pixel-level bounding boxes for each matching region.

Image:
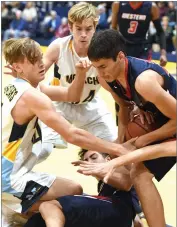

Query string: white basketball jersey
[2,79,42,190]
[56,35,101,104]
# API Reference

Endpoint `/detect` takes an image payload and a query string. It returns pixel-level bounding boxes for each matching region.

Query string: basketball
[125,115,159,141]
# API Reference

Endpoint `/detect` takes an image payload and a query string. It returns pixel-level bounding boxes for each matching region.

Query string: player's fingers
[149,112,155,123]
[139,113,145,125]
[4,72,14,75]
[130,111,134,122]
[5,64,13,69]
[103,168,114,183]
[144,112,151,124]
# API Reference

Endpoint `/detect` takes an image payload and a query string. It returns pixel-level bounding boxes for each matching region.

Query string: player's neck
[73,42,88,58]
[18,76,38,88]
[116,59,127,89]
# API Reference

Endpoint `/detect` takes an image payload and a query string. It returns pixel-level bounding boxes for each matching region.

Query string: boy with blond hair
[39,2,117,154]
[2,38,131,227]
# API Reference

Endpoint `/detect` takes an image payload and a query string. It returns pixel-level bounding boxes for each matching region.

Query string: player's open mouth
[39,69,45,74]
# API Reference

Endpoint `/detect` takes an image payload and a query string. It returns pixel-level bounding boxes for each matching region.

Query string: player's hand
[72,160,115,179]
[130,105,154,125]
[122,137,138,153]
[75,57,92,75]
[159,54,167,67]
[4,64,17,77]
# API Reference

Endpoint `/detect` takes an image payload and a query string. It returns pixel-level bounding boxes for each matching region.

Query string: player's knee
[39,200,60,215]
[71,182,83,195]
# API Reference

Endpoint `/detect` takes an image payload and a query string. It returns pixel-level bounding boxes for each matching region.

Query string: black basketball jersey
[118,2,152,44]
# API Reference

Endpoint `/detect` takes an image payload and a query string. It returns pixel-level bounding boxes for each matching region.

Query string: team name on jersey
[4,84,18,101]
[66,74,99,85]
[122,13,146,21]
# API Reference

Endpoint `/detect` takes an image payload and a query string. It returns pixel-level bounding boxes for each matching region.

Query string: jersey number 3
[128,21,138,34]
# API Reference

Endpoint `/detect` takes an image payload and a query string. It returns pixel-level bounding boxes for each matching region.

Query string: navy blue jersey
[107,57,176,181]
[118,2,152,44]
[107,56,176,120]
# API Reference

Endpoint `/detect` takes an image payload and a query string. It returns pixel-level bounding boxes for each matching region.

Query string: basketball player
[75,140,176,185]
[111,1,167,125]
[2,38,136,226]
[40,2,118,154]
[4,2,117,158]
[86,29,176,227]
[112,1,167,65]
[24,149,141,227]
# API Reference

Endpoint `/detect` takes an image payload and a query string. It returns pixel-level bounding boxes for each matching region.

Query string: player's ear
[12,63,22,73]
[68,23,73,33]
[117,51,125,62]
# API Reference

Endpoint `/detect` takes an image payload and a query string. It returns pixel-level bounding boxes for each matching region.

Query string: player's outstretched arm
[23,88,129,156]
[40,59,91,102]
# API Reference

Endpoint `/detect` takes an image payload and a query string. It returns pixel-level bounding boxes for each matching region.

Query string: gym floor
[2,47,176,227]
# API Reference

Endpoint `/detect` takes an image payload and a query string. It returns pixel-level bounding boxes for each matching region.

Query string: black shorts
[125,43,152,60]
[144,138,176,181]
[24,194,134,227]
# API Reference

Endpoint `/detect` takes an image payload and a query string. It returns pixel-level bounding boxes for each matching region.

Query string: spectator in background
[22,2,37,21]
[157,2,168,18]
[162,16,175,53]
[167,2,176,25]
[97,4,110,30]
[1,2,14,32]
[55,17,70,38]
[17,15,37,38]
[44,10,61,38]
[3,10,26,40]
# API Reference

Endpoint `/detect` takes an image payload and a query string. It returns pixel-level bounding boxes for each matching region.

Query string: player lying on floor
[24,148,144,227]
[73,140,176,185]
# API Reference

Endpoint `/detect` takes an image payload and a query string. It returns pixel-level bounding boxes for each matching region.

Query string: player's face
[83,151,110,164]
[16,54,45,86]
[91,58,120,82]
[71,18,95,48]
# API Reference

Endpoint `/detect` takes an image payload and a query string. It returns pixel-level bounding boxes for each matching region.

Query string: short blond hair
[68,2,99,27]
[3,38,42,65]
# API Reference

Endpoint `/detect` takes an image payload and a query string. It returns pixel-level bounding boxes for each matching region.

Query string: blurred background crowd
[2,1,177,54]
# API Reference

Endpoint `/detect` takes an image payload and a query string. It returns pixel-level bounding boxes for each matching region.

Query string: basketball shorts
[24,194,134,227]
[2,171,56,213]
[144,138,176,181]
[41,96,117,146]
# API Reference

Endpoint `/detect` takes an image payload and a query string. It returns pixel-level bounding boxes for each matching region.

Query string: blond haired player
[2,38,132,227]
[40,2,117,155]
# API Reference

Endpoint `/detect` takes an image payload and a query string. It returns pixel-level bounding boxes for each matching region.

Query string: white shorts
[2,170,56,213]
[41,96,117,145]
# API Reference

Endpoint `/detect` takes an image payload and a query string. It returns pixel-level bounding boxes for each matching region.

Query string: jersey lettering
[32,121,42,144]
[4,84,18,102]
[128,21,138,34]
[82,90,95,103]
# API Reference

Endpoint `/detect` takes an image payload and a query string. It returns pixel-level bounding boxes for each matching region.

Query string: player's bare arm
[98,77,131,143]
[21,89,129,156]
[151,2,167,66]
[43,38,60,72]
[75,161,132,191]
[40,59,91,102]
[134,70,176,147]
[111,2,119,30]
[94,140,176,184]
